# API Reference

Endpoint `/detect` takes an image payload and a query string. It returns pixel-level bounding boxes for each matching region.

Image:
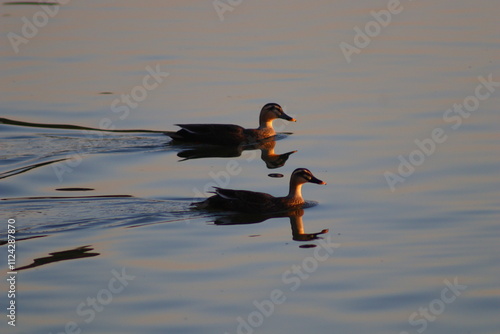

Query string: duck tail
[190,200,207,209]
[163,131,181,139]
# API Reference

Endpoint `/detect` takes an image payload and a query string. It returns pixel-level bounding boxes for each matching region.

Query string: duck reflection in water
[213,208,329,244]
[173,136,296,169]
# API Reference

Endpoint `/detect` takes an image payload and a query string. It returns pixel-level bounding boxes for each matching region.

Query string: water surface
[1,1,499,334]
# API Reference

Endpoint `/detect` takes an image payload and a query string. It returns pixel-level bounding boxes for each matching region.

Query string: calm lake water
[1,1,499,333]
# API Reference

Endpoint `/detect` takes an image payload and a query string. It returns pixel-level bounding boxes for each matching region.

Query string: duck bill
[280,113,297,122]
[309,176,327,185]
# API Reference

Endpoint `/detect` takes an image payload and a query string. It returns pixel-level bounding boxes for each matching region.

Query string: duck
[164,103,296,146]
[193,168,326,213]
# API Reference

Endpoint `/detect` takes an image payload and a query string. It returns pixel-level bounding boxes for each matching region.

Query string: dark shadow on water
[15,245,100,271]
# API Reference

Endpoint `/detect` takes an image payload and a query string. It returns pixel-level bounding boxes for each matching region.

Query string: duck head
[292,168,327,185]
[287,168,326,201]
[259,103,297,128]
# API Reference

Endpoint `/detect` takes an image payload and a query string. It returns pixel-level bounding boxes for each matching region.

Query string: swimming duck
[193,168,326,213]
[165,103,296,146]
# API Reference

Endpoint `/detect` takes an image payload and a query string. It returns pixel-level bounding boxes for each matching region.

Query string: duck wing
[214,188,273,201]
[172,124,246,145]
[213,187,279,212]
[177,124,243,135]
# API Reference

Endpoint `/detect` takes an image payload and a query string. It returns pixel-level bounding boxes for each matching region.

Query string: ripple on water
[0,196,207,237]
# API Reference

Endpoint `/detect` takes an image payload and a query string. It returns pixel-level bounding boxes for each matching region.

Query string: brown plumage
[193,168,326,213]
[165,103,296,146]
